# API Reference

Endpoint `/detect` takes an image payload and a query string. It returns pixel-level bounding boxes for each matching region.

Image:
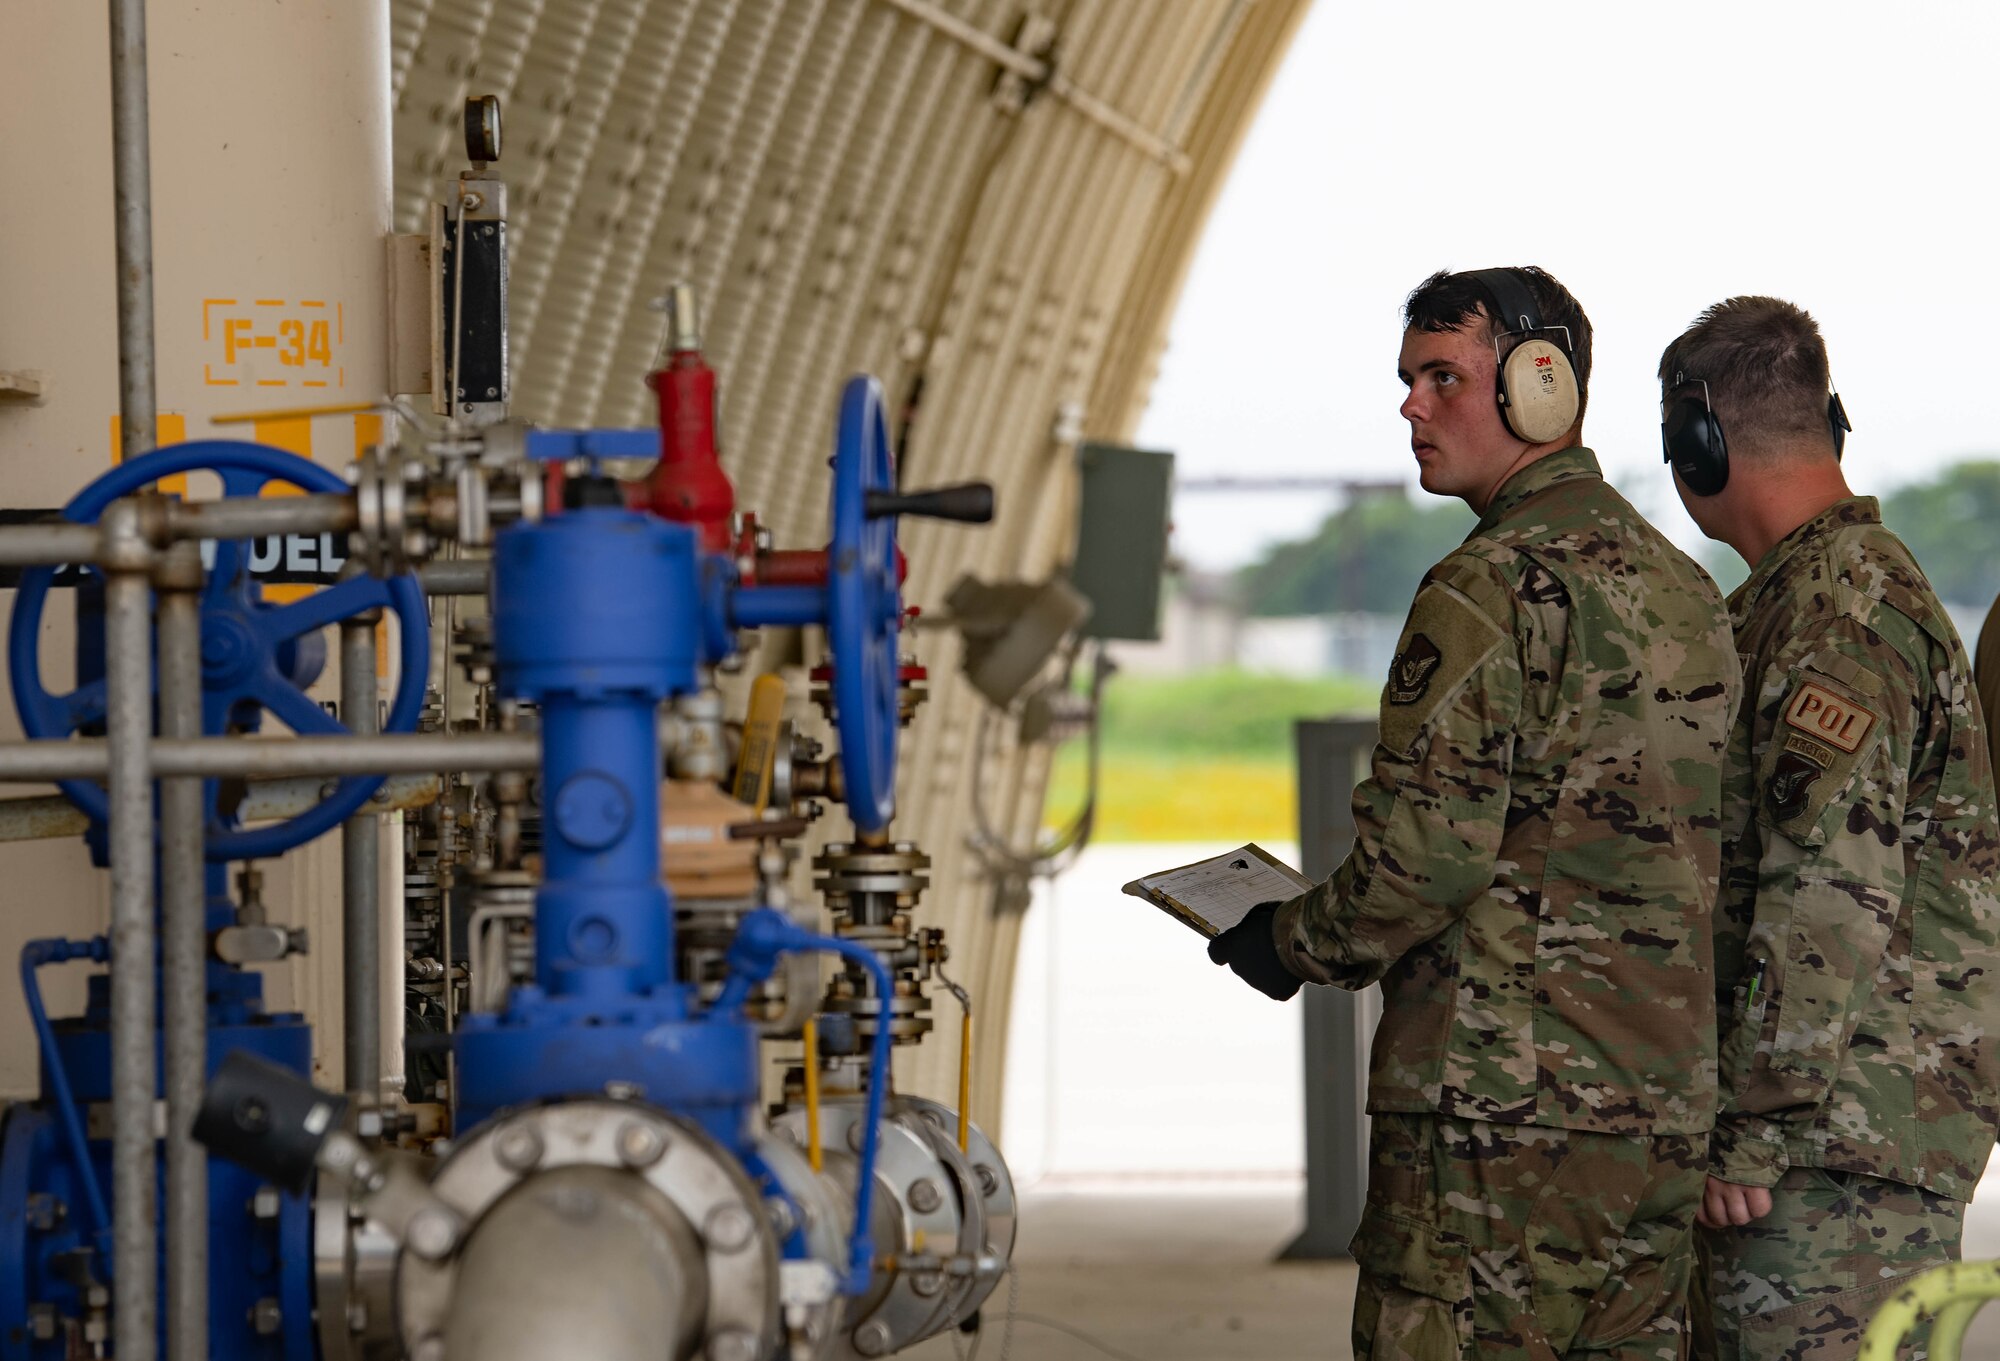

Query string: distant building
[1109,570,1400,680]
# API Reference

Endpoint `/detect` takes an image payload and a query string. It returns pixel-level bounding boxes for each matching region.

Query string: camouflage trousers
[1692,1168,1964,1361]
[1350,1113,1706,1361]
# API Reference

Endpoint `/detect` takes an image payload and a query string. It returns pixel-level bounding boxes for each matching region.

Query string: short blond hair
[1657,296,1834,455]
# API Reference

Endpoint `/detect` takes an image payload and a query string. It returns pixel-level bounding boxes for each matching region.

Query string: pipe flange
[819,992,933,1043]
[813,844,930,867]
[897,1097,1014,1324]
[353,446,391,577]
[397,1100,780,1359]
[770,1104,966,1354]
[896,1111,988,1332]
[314,1181,400,1361]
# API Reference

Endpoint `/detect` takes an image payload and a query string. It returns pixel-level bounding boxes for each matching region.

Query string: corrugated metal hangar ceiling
[389,0,1310,1114]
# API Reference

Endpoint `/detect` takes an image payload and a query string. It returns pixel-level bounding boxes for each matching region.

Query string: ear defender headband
[1661,374,1854,498]
[1463,268,1582,445]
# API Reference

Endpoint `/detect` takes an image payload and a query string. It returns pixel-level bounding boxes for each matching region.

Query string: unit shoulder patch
[1782,681,1878,754]
[1388,634,1442,705]
[1758,666,1887,846]
[1378,582,1507,756]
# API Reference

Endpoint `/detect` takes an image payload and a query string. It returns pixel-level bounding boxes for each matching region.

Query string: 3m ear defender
[1463,267,1581,445]
[1662,376,1853,497]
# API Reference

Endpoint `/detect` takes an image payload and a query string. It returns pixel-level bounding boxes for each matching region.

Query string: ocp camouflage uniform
[1270,447,1739,1359]
[1696,498,2000,1361]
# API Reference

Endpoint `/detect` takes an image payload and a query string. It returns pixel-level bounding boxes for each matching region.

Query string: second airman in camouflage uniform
[1210,267,1738,1360]
[1657,297,2000,1361]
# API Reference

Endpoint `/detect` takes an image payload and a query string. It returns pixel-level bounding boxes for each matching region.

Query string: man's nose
[1400,387,1426,423]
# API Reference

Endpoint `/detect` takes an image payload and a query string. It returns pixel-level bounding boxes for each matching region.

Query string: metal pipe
[0,732,539,782]
[871,0,1191,172]
[109,0,159,460]
[341,618,381,1101]
[164,493,358,541]
[156,549,206,1361]
[418,557,490,596]
[0,522,106,567]
[0,772,441,844]
[441,1166,706,1361]
[104,551,157,1361]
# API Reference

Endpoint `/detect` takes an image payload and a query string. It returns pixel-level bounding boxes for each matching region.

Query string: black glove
[1207,901,1302,1001]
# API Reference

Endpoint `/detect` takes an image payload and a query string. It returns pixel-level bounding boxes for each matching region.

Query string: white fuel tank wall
[0,1,399,1095]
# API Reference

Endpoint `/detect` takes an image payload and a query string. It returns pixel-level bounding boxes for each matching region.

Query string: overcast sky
[1137,1,2000,574]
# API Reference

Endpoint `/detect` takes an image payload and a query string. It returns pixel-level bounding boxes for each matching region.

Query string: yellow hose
[803,1017,823,1173]
[1859,1260,2000,1361]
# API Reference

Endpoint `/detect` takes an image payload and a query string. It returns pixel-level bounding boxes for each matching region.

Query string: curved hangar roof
[390,0,1311,1113]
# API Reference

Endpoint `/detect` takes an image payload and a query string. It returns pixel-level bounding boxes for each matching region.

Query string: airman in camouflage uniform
[1210,267,1737,1360]
[1656,297,2000,1361]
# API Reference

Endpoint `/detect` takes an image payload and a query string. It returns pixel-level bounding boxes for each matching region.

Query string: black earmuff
[1661,376,1730,497]
[1662,376,1853,498]
[1463,268,1582,445]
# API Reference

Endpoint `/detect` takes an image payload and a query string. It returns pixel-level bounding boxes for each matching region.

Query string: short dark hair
[1403,266,1594,420]
[1656,297,1834,455]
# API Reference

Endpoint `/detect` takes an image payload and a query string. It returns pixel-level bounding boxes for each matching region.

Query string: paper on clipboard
[1122,843,1315,939]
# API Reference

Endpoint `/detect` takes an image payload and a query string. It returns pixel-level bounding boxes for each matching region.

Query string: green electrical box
[1068,441,1174,642]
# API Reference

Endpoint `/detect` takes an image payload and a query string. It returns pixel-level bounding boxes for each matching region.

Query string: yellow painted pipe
[210,400,380,425]
[1860,1260,2000,1361]
[802,1017,823,1174]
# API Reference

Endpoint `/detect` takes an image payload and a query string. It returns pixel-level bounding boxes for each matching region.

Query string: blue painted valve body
[456,506,767,1146]
[0,867,314,1361]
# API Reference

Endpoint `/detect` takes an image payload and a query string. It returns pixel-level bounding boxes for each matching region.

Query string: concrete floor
[903,1180,1351,1361]
[888,1172,2000,1361]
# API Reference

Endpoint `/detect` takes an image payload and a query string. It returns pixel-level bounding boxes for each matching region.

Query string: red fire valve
[641,285,736,554]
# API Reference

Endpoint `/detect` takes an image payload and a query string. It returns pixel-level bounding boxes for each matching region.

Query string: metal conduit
[109,0,158,462]
[0,732,540,782]
[0,773,442,844]
[341,618,384,1103]
[156,549,206,1361]
[104,540,157,1361]
[875,0,1191,172]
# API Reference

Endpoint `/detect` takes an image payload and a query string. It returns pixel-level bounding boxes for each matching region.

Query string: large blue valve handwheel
[8,440,429,861]
[826,377,902,834]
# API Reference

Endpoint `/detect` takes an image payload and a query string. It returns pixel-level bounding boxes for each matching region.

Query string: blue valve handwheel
[7,440,430,861]
[826,378,900,833]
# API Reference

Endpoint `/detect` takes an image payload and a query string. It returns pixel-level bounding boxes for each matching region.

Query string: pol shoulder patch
[1758,665,1886,846]
[1378,583,1506,756]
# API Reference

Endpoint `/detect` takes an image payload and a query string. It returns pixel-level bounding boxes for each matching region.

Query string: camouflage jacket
[1272,447,1737,1135]
[1711,497,2000,1198]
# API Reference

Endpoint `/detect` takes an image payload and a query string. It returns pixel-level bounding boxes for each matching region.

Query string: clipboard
[1122,843,1314,939]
